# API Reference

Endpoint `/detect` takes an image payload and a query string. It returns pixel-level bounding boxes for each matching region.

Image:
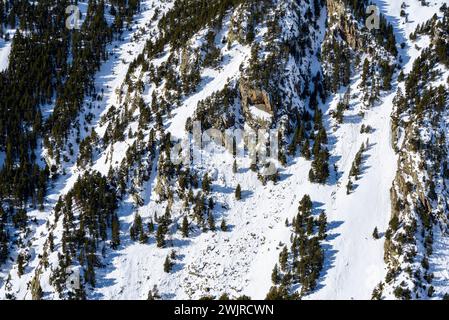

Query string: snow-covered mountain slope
[0,0,448,300]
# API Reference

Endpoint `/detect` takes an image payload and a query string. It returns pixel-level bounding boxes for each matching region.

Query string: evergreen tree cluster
[322,39,351,93]
[153,0,249,52]
[382,6,449,299]
[266,195,327,299]
[0,1,141,268]
[308,111,330,184]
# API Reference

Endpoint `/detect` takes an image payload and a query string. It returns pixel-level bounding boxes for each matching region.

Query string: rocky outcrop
[239,81,274,115]
[327,0,365,50]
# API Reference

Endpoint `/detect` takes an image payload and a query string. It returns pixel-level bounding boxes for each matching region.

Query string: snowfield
[1,0,448,300]
[0,40,11,72]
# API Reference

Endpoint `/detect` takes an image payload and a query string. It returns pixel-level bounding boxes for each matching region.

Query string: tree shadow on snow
[313,221,344,292]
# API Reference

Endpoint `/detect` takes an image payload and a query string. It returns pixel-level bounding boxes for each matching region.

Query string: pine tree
[346,179,353,195]
[372,283,384,300]
[235,184,242,200]
[163,255,173,273]
[208,212,216,231]
[318,211,327,240]
[299,195,313,215]
[208,198,215,210]
[202,173,211,193]
[0,224,8,264]
[219,293,230,300]
[361,58,371,87]
[373,227,380,240]
[181,216,189,238]
[74,282,87,300]
[302,139,311,160]
[233,159,238,173]
[85,253,96,287]
[220,219,228,232]
[31,276,43,300]
[139,227,148,244]
[271,264,281,285]
[17,254,25,277]
[156,224,166,248]
[131,213,147,243]
[148,219,155,233]
[279,246,288,271]
[48,232,54,252]
[111,214,120,249]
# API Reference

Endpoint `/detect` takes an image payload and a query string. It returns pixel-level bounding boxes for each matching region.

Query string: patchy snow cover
[166,42,250,140]
[0,0,174,299]
[1,0,448,300]
[248,105,272,121]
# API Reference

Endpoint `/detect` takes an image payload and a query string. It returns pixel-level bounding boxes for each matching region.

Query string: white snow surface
[1,0,448,300]
[0,40,11,72]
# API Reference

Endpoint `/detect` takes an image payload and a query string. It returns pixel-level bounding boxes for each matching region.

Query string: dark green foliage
[111,214,120,249]
[207,212,216,231]
[202,173,211,193]
[31,276,43,300]
[371,283,384,300]
[349,143,366,180]
[17,253,25,276]
[156,223,167,248]
[265,285,296,300]
[181,216,189,238]
[279,246,288,272]
[0,1,140,272]
[268,195,327,297]
[147,285,161,300]
[271,264,281,285]
[309,148,330,184]
[0,208,9,264]
[153,0,246,52]
[373,227,380,240]
[322,39,351,93]
[220,219,228,232]
[232,160,238,173]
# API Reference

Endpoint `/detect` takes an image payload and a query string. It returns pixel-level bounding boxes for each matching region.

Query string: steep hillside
[0,0,448,300]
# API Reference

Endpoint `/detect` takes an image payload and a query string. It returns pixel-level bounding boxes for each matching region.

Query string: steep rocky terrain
[0,0,448,300]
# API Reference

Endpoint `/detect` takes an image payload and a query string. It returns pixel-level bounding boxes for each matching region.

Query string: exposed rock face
[327,0,364,50]
[239,81,274,115]
[238,80,274,129]
[327,0,346,17]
